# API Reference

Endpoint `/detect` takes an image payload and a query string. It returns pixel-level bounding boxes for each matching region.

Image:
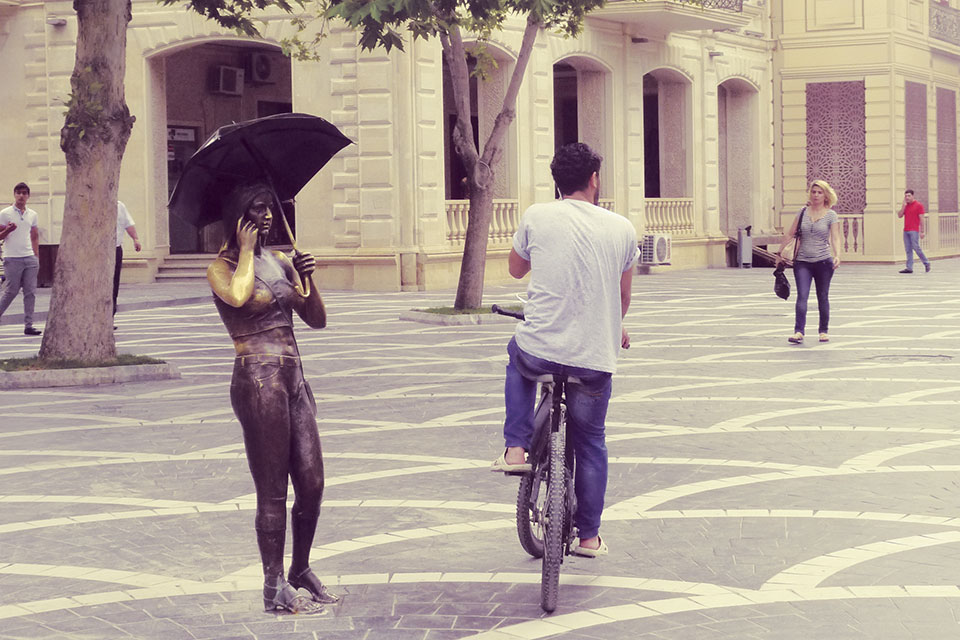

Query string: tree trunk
[454,187,494,309]
[39,0,135,362]
[449,18,541,310]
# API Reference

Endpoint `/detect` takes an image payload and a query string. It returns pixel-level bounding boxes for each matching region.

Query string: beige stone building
[775,0,960,264]
[1,0,956,292]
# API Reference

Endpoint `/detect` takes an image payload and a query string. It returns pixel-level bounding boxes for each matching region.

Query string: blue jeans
[503,337,612,540]
[903,231,929,270]
[793,259,834,334]
[0,254,39,326]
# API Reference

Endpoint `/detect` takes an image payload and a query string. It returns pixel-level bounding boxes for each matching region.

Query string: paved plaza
[3,261,960,639]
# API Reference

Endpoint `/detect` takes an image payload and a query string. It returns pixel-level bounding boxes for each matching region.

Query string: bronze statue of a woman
[208,183,337,615]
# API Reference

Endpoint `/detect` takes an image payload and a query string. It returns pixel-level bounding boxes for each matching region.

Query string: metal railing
[931,2,960,47]
[939,214,960,250]
[696,0,744,10]
[645,198,695,235]
[445,199,520,245]
[604,0,743,11]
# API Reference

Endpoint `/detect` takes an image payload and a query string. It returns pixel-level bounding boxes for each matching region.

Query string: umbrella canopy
[168,113,353,228]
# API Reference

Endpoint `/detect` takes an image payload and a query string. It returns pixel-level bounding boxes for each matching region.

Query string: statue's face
[244,193,273,236]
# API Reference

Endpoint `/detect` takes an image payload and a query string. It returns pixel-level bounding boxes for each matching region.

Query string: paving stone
[396,614,456,629]
[7,271,960,638]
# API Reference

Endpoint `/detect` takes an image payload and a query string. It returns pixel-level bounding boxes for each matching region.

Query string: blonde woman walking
[778,180,842,344]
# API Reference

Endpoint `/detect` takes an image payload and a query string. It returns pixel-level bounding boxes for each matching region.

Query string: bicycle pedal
[504,470,530,477]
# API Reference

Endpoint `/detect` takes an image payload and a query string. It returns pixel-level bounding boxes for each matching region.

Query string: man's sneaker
[24,326,41,336]
[899,269,913,274]
[925,263,931,273]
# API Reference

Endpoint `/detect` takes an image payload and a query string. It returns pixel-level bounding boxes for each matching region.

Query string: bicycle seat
[533,374,582,385]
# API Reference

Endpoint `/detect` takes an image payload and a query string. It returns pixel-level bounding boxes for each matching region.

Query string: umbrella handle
[279,208,311,298]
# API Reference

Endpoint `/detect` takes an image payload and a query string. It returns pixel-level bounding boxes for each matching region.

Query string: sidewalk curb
[398,310,516,326]
[1,295,210,325]
[0,363,181,389]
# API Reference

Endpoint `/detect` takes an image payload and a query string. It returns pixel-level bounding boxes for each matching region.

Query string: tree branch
[479,15,540,170]
[440,26,479,172]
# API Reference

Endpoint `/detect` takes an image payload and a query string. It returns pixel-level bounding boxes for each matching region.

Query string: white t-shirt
[513,199,639,373]
[0,205,38,258]
[116,201,135,247]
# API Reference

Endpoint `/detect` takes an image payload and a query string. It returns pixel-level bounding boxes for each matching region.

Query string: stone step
[156,253,213,282]
[158,265,209,274]
[161,255,213,269]
[154,273,209,283]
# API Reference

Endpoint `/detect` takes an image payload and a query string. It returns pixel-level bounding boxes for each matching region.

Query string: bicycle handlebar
[492,303,629,349]
[491,304,525,321]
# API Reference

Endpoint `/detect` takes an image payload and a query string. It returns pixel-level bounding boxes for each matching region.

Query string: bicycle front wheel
[517,467,545,558]
[540,429,566,613]
[517,396,551,558]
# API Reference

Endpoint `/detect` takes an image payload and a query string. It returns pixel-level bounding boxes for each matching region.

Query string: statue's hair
[220,182,273,252]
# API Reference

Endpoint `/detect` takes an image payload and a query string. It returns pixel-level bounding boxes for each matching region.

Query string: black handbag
[773,264,790,300]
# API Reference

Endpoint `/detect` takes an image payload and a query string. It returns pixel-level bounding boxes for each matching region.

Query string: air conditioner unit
[640,233,672,265]
[209,66,244,96]
[247,53,276,84]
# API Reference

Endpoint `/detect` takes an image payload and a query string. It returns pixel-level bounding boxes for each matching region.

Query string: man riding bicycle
[491,142,639,557]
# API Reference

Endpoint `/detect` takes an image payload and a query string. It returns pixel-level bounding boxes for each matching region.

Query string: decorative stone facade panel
[805,81,866,215]
[937,88,957,213]
[904,81,928,208]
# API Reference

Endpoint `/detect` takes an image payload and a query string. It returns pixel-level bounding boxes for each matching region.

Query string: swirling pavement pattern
[2,263,960,638]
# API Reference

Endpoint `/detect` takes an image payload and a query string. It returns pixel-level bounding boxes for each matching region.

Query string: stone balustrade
[445,200,520,246]
[838,214,864,254]
[644,198,695,235]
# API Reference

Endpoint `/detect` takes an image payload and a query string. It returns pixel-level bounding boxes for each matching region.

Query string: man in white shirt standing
[0,182,42,336]
[114,201,141,318]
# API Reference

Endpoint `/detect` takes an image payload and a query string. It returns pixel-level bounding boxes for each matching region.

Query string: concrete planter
[398,310,517,326]
[0,363,180,389]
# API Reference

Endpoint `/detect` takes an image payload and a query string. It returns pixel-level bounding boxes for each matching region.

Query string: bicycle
[492,303,579,613]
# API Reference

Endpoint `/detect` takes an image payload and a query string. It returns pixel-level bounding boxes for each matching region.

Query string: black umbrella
[168,112,353,231]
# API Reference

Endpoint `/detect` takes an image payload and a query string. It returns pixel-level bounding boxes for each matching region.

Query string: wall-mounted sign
[168,127,196,142]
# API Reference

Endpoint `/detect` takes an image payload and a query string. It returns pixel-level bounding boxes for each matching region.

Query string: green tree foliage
[161,0,306,36]
[182,0,607,308]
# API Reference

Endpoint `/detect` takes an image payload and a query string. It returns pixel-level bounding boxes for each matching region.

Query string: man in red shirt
[897,189,930,273]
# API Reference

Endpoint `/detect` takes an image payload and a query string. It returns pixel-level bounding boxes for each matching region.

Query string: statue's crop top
[212,250,298,339]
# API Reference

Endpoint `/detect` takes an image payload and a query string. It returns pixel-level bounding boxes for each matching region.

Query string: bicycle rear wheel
[540,429,565,613]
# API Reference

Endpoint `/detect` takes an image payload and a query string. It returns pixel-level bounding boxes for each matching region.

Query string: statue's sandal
[263,577,326,615]
[288,567,341,604]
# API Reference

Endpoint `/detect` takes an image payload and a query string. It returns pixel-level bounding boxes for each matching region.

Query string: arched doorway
[717,77,759,237]
[642,69,691,199]
[553,56,613,200]
[160,41,293,253]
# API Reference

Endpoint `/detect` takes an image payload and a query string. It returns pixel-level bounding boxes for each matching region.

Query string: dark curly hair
[550,143,602,197]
